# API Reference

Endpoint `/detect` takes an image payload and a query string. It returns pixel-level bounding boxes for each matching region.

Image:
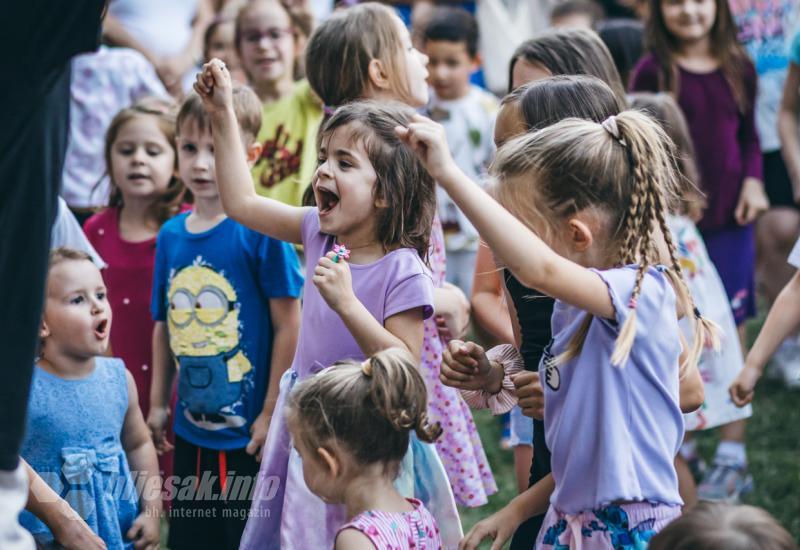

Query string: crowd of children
[17,0,800,548]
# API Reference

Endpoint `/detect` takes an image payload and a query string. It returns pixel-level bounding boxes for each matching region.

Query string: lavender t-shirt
[293,209,434,379]
[541,266,684,514]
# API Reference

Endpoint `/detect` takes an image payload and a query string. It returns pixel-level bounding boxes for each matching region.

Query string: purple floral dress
[423,218,496,507]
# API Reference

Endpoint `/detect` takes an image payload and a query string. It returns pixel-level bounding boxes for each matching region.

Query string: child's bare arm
[732,270,800,405]
[121,371,161,549]
[246,297,301,461]
[460,473,554,550]
[147,321,175,454]
[194,60,308,244]
[398,117,615,320]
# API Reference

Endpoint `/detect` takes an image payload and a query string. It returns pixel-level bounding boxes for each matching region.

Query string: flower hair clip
[332,243,350,263]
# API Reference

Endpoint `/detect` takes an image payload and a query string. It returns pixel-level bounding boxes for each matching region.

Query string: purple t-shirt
[541,266,684,514]
[293,209,434,378]
[630,55,762,233]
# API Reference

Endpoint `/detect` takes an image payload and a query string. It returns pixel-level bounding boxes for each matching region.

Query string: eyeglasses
[168,287,235,328]
[242,28,294,45]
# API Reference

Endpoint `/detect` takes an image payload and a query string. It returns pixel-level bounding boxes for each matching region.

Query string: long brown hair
[492,110,718,370]
[305,3,414,108]
[318,101,436,260]
[629,92,702,215]
[507,27,627,103]
[103,101,187,227]
[287,348,441,475]
[645,0,750,112]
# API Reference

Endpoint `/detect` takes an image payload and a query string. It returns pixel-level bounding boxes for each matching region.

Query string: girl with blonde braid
[398,110,717,548]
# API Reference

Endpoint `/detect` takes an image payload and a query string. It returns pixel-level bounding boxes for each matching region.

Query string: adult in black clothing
[0,1,106,546]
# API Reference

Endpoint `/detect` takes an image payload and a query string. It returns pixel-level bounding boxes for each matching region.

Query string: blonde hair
[48,247,94,271]
[649,502,797,550]
[177,85,263,147]
[492,110,718,372]
[287,348,441,475]
[305,3,414,107]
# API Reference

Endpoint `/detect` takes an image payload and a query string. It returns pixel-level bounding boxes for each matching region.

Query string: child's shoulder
[157,211,191,237]
[83,207,117,233]
[592,265,676,319]
[630,53,661,88]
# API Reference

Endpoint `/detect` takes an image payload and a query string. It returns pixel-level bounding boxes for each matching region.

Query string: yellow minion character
[167,265,252,416]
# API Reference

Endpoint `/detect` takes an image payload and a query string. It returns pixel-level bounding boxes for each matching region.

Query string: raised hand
[192,58,234,116]
[313,251,356,314]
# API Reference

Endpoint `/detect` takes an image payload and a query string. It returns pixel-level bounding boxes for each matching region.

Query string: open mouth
[192,178,214,186]
[127,173,150,182]
[316,186,340,215]
[94,318,109,339]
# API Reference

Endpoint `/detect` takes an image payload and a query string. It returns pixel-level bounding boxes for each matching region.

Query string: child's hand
[246,409,272,462]
[441,340,497,391]
[434,283,470,342]
[146,406,174,455]
[513,371,544,420]
[729,365,761,407]
[313,251,356,314]
[735,177,769,225]
[192,58,234,116]
[459,505,521,550]
[126,511,160,550]
[395,114,459,184]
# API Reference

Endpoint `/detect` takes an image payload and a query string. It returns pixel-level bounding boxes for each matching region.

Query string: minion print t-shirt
[251,79,323,206]
[151,213,303,450]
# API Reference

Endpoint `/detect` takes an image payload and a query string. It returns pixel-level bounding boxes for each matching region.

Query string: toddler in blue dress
[19,248,162,550]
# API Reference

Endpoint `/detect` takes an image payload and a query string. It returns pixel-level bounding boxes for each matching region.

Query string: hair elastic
[601,116,627,147]
[628,297,637,310]
[361,358,373,377]
[693,306,702,319]
[323,105,337,116]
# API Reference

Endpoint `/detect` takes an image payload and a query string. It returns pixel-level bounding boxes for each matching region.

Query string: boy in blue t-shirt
[148,87,303,550]
[422,6,498,296]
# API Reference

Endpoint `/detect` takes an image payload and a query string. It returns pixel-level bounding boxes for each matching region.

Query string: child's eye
[316,157,326,166]
[147,146,163,156]
[70,296,84,305]
[96,292,106,301]
[117,146,134,155]
[181,144,197,153]
[338,161,351,169]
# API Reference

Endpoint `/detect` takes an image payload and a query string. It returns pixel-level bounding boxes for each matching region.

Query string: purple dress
[630,55,762,323]
[422,219,497,506]
[240,210,445,549]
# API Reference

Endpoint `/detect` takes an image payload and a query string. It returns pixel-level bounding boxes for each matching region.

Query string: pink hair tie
[628,297,638,310]
[332,243,350,263]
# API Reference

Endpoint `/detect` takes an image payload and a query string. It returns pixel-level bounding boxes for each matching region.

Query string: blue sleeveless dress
[19,357,139,550]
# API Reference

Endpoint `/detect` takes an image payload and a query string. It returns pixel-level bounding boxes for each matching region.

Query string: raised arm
[194,60,308,244]
[779,61,800,203]
[397,116,615,320]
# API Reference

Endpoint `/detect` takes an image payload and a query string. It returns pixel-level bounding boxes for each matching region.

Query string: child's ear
[367,59,390,91]
[470,53,482,74]
[246,142,263,168]
[316,446,340,478]
[40,319,50,340]
[566,217,594,252]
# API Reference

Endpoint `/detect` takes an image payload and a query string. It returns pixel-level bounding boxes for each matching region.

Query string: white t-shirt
[429,85,498,252]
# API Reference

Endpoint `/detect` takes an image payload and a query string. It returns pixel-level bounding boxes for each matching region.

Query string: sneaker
[697,462,753,503]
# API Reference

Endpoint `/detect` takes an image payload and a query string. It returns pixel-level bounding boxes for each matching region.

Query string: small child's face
[206,20,240,72]
[237,0,297,88]
[660,0,716,44]
[393,14,430,107]
[177,120,219,201]
[312,123,379,239]
[110,115,176,204]
[288,418,344,504]
[425,40,477,101]
[42,260,111,359]
[493,102,527,149]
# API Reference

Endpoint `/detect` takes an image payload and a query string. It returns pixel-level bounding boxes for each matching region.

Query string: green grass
[458,316,800,547]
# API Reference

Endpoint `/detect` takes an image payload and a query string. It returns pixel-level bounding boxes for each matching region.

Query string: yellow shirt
[251,80,323,206]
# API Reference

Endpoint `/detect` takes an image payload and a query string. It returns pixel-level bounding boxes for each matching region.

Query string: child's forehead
[320,122,374,153]
[47,260,103,294]
[239,1,291,28]
[177,117,212,140]
[425,39,471,58]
